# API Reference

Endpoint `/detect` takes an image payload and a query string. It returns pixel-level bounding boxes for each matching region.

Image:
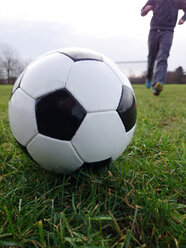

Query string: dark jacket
[141,0,186,31]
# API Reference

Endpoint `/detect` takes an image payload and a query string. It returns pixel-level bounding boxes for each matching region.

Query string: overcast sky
[0,0,186,76]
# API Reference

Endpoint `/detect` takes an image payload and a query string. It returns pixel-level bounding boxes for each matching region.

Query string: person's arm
[178,0,186,24]
[141,0,155,16]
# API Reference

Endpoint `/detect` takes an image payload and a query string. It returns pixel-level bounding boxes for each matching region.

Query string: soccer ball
[9,48,137,174]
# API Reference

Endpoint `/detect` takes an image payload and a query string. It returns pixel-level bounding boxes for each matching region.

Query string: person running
[141,0,186,96]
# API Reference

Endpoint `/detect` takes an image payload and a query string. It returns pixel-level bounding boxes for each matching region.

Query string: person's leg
[152,31,174,87]
[145,30,159,88]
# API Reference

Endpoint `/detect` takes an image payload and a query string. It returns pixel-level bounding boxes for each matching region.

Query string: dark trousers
[147,29,174,86]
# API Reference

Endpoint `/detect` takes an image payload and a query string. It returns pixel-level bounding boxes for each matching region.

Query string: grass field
[0,84,185,248]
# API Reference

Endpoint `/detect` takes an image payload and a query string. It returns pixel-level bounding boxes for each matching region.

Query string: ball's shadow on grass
[49,160,113,187]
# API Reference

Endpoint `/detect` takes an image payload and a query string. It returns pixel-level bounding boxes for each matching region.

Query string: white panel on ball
[104,57,134,92]
[71,111,127,163]
[66,61,122,112]
[126,124,136,145]
[20,53,74,99]
[27,134,83,174]
[8,88,38,146]
[12,71,24,94]
[112,124,136,161]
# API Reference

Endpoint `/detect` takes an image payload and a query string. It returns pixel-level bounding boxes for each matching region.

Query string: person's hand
[178,19,184,25]
[144,5,153,12]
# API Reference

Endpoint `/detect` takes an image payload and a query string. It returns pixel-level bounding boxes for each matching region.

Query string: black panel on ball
[117,86,137,132]
[60,49,103,62]
[36,89,87,140]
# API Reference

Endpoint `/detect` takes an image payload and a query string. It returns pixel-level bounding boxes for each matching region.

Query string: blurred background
[0,0,186,84]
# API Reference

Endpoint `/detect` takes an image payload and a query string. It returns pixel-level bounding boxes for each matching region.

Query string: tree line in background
[129,66,186,84]
[0,44,30,85]
[0,43,186,85]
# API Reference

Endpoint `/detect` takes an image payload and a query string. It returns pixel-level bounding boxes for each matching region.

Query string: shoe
[153,87,160,96]
[145,79,152,89]
[153,82,163,96]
